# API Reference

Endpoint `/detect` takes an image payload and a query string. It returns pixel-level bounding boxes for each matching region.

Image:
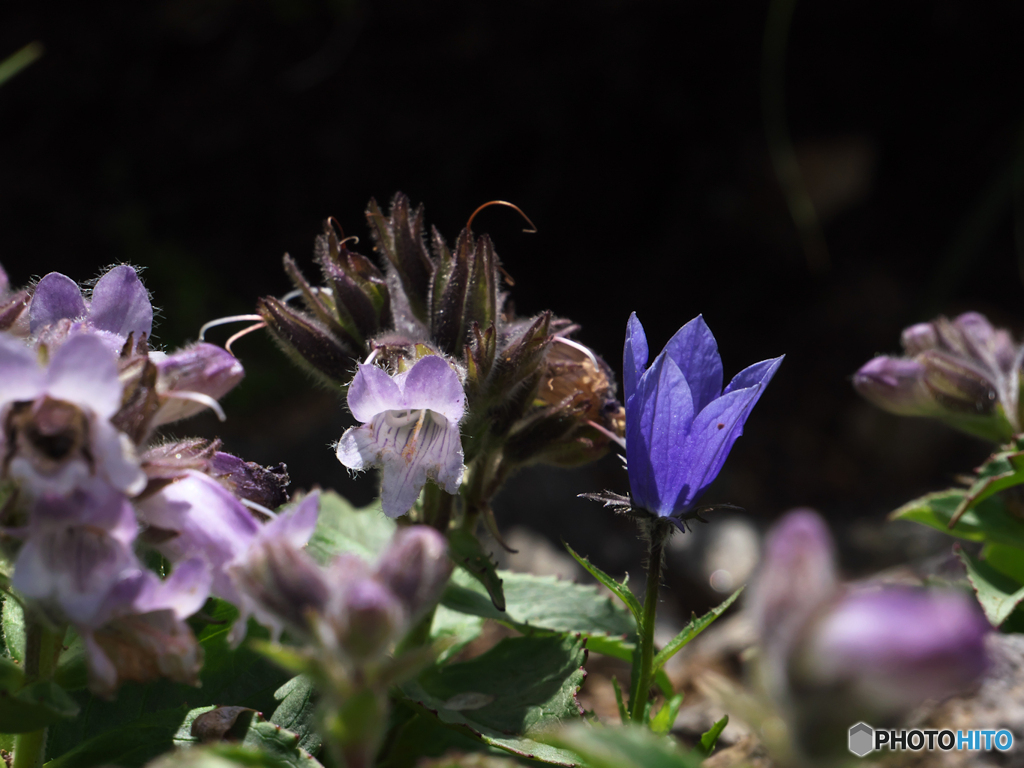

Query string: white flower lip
[336,355,466,518]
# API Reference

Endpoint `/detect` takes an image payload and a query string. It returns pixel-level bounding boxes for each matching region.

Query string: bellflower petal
[88,265,153,340]
[626,354,693,516]
[623,314,781,524]
[661,315,724,414]
[622,312,649,405]
[29,272,87,333]
[337,356,466,518]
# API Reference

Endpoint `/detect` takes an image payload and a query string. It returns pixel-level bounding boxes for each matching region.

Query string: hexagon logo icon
[848,722,874,757]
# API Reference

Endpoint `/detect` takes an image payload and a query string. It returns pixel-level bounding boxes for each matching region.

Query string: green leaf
[0,680,79,734]
[651,588,743,673]
[697,714,729,757]
[430,603,485,662]
[270,676,321,756]
[611,677,628,723]
[954,447,1024,521]
[982,543,1024,584]
[377,704,511,768]
[306,491,396,565]
[585,635,672,699]
[649,694,684,735]
[2,595,25,662]
[149,714,322,768]
[563,542,643,625]
[45,707,187,767]
[441,567,634,641]
[890,490,1024,550]
[54,626,88,691]
[399,634,587,766]
[956,546,1024,626]
[46,600,293,765]
[543,723,703,768]
[447,529,506,611]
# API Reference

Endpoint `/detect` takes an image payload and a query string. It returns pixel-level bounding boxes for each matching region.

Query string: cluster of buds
[855,312,1024,443]
[747,510,989,760]
[229,525,452,768]
[258,193,625,520]
[0,264,310,697]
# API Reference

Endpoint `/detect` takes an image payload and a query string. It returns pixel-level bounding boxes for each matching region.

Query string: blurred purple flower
[336,355,466,518]
[749,509,990,735]
[854,311,1024,442]
[623,313,782,527]
[149,342,245,426]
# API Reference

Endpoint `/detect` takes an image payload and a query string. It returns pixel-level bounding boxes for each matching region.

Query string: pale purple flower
[135,470,263,603]
[336,355,466,518]
[623,313,782,526]
[29,265,153,352]
[0,332,146,497]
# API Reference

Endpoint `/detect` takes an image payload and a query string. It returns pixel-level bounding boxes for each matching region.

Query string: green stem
[13,618,64,768]
[629,521,670,723]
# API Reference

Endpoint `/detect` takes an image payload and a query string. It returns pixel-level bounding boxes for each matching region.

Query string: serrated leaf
[151,714,322,768]
[241,719,322,768]
[543,723,702,768]
[47,600,293,765]
[954,448,1024,521]
[651,588,743,673]
[447,529,505,611]
[650,693,684,735]
[441,567,634,641]
[564,543,642,626]
[890,490,1024,549]
[270,676,321,756]
[399,635,587,766]
[956,546,1024,626]
[377,704,512,768]
[306,491,396,565]
[697,714,729,757]
[0,679,79,734]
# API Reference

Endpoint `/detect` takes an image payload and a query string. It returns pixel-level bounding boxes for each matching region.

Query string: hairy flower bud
[257,295,360,385]
[374,526,451,620]
[334,577,406,660]
[150,343,245,426]
[855,312,1024,442]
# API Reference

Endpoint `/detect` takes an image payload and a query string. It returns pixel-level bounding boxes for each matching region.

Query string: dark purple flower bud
[900,322,938,355]
[374,526,451,620]
[366,192,434,324]
[150,342,245,426]
[313,219,392,341]
[428,227,499,357]
[796,587,989,713]
[210,451,290,511]
[257,295,360,385]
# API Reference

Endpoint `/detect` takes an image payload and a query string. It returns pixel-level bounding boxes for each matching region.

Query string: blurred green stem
[12,618,64,768]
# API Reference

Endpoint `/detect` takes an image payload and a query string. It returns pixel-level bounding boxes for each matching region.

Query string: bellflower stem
[630,519,671,723]
[13,618,65,768]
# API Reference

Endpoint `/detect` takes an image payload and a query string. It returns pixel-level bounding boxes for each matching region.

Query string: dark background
[2,0,1023,612]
